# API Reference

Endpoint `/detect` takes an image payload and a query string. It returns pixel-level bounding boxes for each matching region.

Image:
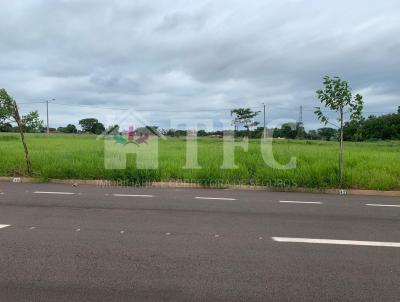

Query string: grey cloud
[1,0,399,129]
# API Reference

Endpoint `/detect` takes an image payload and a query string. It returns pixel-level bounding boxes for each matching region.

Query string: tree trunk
[339,106,344,187]
[14,104,32,176]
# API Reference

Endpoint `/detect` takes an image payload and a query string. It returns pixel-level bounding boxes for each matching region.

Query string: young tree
[22,111,44,133]
[315,76,363,186]
[231,108,260,137]
[0,89,33,175]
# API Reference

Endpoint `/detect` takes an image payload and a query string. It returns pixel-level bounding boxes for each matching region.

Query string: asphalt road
[0,182,399,302]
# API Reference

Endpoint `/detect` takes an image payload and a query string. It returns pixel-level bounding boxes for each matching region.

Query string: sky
[1,0,399,131]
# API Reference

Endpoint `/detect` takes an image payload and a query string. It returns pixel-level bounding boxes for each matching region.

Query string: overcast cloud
[1,0,399,130]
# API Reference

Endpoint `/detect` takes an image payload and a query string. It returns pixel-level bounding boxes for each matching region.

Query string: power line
[47,102,263,113]
[15,100,395,115]
[16,101,47,105]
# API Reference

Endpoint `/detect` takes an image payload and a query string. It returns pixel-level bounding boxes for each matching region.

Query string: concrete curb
[1,177,400,197]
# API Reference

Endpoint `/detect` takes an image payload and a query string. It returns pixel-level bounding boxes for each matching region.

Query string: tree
[0,89,33,175]
[273,123,297,139]
[197,130,208,137]
[317,127,338,141]
[315,76,363,186]
[79,118,98,133]
[306,130,319,140]
[361,113,400,140]
[175,130,187,137]
[231,108,260,137]
[0,122,12,132]
[343,118,364,141]
[93,122,105,135]
[66,124,77,133]
[58,124,77,133]
[22,111,44,133]
[79,118,105,134]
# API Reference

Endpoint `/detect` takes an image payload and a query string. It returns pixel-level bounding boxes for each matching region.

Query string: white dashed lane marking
[272,237,400,248]
[112,194,154,198]
[280,201,322,205]
[366,204,400,208]
[34,191,75,195]
[195,197,236,201]
[0,224,10,229]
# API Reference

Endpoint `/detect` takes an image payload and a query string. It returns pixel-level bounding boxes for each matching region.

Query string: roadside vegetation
[1,77,400,191]
[0,133,399,191]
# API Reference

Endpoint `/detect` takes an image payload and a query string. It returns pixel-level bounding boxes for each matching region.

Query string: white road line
[272,237,400,248]
[366,204,400,208]
[0,224,10,229]
[112,194,154,198]
[34,191,75,195]
[195,197,236,201]
[280,201,322,204]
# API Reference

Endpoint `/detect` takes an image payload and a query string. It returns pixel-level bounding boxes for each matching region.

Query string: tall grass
[0,133,399,190]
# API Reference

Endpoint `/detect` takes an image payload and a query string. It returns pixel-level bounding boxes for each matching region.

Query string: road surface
[0,182,399,301]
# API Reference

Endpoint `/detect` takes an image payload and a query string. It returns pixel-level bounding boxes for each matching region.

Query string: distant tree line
[0,116,106,134]
[160,106,400,141]
[1,108,400,141]
[159,124,337,140]
[342,106,400,141]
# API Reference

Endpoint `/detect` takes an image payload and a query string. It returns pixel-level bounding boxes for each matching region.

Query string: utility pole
[46,98,55,135]
[298,105,303,139]
[299,105,303,124]
[46,100,49,134]
[262,103,266,139]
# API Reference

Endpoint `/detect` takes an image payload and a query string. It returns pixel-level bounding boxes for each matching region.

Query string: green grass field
[0,133,399,190]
